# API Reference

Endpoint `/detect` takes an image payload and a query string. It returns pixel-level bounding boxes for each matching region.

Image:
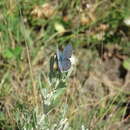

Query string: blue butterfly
[56,44,72,72]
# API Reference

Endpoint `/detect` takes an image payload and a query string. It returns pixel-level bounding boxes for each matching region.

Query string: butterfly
[56,44,73,72]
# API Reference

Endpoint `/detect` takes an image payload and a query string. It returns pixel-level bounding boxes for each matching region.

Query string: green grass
[0,0,130,129]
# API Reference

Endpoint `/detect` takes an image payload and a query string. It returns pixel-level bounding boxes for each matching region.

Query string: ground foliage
[0,0,130,129]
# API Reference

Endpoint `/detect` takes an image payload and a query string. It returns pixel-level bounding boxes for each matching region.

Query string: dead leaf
[80,13,91,25]
[31,3,55,18]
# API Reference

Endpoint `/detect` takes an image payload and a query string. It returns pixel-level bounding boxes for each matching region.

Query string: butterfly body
[56,44,72,72]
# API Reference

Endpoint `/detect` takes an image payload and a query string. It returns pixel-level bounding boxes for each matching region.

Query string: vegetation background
[0,0,130,129]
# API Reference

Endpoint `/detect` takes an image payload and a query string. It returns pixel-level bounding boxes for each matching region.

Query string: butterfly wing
[56,48,63,72]
[56,44,72,72]
[63,44,72,59]
[61,59,71,72]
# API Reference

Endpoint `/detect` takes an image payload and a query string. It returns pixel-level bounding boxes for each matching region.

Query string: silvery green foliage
[41,88,56,106]
[35,104,71,130]
[37,115,72,130]
[81,125,89,130]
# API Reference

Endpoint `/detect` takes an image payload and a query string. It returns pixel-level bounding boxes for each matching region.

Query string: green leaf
[123,58,130,70]
[0,112,5,121]
[13,47,22,58]
[3,47,22,59]
[52,88,66,105]
[3,48,14,59]
[54,22,65,33]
